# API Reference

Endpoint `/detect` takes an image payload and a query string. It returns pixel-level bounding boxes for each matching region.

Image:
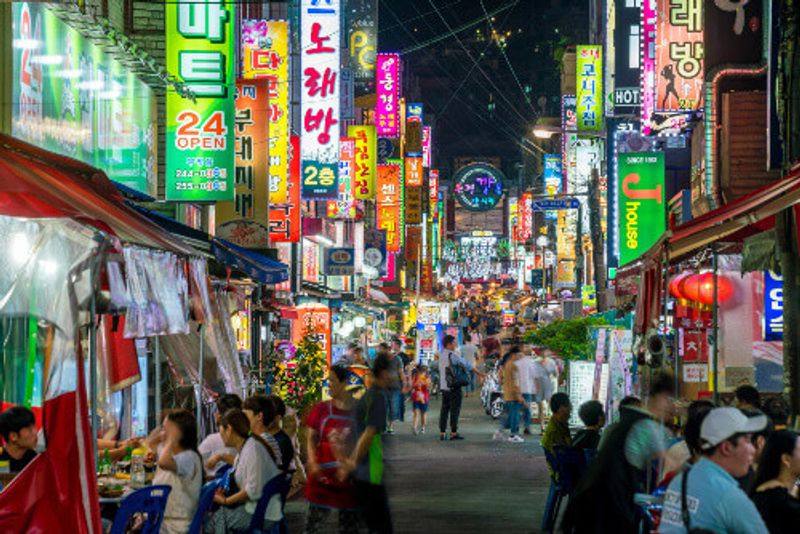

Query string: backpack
[445,351,470,389]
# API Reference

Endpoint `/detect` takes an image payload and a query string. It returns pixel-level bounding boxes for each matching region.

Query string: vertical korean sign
[576,45,603,131]
[405,156,423,186]
[166,0,236,201]
[349,0,378,96]
[618,152,665,266]
[269,135,301,242]
[376,163,402,252]
[301,0,340,198]
[327,138,357,218]
[242,19,289,204]
[641,0,657,133]
[216,80,270,248]
[349,124,377,199]
[422,126,432,167]
[375,53,400,137]
[543,154,563,222]
[655,0,703,112]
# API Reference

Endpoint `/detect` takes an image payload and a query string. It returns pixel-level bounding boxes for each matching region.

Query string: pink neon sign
[375,53,400,137]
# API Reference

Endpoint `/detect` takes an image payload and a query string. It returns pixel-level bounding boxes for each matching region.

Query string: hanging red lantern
[668,272,692,299]
[678,274,704,302]
[696,272,734,304]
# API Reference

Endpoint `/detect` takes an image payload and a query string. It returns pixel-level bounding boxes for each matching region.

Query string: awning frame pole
[89,260,98,460]
[712,246,720,405]
[154,336,161,425]
[197,324,204,430]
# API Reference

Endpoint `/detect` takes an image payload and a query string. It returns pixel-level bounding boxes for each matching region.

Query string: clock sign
[453,163,506,211]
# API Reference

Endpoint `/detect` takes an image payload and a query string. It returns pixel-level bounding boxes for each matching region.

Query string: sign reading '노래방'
[617,152,665,266]
[166,0,236,201]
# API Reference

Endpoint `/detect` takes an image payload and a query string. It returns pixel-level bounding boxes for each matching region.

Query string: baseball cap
[700,407,767,450]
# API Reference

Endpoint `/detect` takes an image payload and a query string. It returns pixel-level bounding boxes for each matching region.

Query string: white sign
[568,361,596,427]
[683,363,709,383]
[301,0,341,183]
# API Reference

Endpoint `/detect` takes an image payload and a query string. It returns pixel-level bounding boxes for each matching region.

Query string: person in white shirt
[147,409,203,534]
[243,395,283,469]
[459,337,480,397]
[198,394,242,478]
[515,351,539,435]
[206,409,282,534]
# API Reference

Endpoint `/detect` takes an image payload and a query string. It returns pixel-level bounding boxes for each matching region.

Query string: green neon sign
[618,152,665,266]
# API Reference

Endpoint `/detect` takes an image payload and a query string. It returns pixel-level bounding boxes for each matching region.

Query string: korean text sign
[405,156,423,186]
[327,138,357,218]
[301,0,340,197]
[576,45,603,131]
[544,154,563,222]
[655,0,704,111]
[618,152,665,266]
[422,126,432,167]
[242,19,289,204]
[764,270,783,341]
[376,163,402,252]
[166,0,236,201]
[215,80,270,247]
[349,125,377,199]
[12,2,158,197]
[269,135,301,242]
[375,53,400,137]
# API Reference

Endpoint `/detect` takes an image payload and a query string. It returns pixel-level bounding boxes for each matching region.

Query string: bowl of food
[98,483,125,498]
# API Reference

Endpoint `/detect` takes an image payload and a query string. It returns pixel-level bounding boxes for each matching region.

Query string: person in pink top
[412,366,432,435]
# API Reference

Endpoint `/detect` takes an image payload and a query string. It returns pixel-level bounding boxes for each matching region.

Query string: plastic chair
[233,471,293,534]
[541,447,585,533]
[188,479,222,534]
[109,485,172,534]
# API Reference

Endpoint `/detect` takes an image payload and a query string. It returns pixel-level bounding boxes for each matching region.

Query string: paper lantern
[678,274,704,302]
[697,272,734,305]
[668,272,692,299]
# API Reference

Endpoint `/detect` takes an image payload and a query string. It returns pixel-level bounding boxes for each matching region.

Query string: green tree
[272,324,327,414]
[523,316,607,360]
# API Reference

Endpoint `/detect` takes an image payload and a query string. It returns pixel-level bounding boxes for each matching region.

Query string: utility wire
[379,0,465,34]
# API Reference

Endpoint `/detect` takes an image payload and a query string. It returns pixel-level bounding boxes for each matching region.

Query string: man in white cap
[659,407,769,533]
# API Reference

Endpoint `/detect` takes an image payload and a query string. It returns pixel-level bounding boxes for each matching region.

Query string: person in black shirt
[751,430,800,534]
[267,395,295,472]
[0,406,38,472]
[573,400,605,450]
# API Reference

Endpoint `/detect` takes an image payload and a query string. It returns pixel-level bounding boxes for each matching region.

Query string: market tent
[0,133,197,256]
[212,239,290,285]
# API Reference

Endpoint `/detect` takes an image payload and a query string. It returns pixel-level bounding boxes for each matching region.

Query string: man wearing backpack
[438,335,483,441]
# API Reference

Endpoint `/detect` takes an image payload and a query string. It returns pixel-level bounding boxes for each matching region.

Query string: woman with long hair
[751,430,800,533]
[206,409,281,534]
[304,364,358,533]
[146,409,203,534]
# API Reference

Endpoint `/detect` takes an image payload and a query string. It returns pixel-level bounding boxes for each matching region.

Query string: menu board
[568,361,596,427]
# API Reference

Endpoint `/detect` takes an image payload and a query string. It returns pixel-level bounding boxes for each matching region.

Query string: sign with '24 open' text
[618,152,665,266]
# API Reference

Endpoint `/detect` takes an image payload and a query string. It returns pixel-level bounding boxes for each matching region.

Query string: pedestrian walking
[385,342,405,434]
[338,352,394,534]
[411,366,431,435]
[751,430,800,534]
[304,365,359,534]
[659,407,769,534]
[531,354,554,433]
[493,348,526,443]
[515,350,539,435]
[459,335,480,398]
[438,334,482,441]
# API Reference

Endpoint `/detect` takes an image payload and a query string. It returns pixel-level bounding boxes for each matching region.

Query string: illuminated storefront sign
[518,193,533,242]
[292,305,332,366]
[453,163,505,211]
[613,0,642,114]
[576,45,603,131]
[422,126,432,167]
[376,163,403,252]
[764,270,783,341]
[375,53,400,137]
[269,135,301,242]
[301,0,340,197]
[407,102,423,123]
[641,0,657,133]
[544,154,563,222]
[12,2,157,196]
[405,186,423,225]
[166,0,236,201]
[508,196,519,241]
[348,0,377,96]
[429,169,440,218]
[216,80,270,248]
[242,19,289,204]
[618,152,665,265]
[349,124,376,199]
[327,138,357,218]
[655,0,703,112]
[406,156,423,186]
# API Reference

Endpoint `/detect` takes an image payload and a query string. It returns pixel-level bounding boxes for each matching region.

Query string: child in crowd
[412,366,431,435]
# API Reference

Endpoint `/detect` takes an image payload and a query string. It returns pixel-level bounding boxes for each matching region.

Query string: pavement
[285,392,554,534]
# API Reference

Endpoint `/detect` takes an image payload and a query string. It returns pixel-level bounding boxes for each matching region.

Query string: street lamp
[532,117,561,139]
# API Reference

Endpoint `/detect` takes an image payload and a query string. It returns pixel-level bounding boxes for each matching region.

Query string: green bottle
[99,448,111,476]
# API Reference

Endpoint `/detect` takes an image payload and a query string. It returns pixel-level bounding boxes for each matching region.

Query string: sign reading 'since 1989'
[617,152,665,266]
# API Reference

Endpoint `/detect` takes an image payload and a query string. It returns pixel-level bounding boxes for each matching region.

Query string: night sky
[377,0,589,177]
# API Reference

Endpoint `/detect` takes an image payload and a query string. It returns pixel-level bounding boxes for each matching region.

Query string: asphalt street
[285,392,553,533]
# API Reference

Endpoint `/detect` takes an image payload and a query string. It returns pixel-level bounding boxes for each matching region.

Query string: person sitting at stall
[0,406,38,473]
[243,395,283,468]
[573,400,605,450]
[199,393,242,478]
[267,395,295,472]
[206,409,281,534]
[146,409,203,534]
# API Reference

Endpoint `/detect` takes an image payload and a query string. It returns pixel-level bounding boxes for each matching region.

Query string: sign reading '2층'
[166,0,236,201]
[301,0,340,199]
[617,152,665,266]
